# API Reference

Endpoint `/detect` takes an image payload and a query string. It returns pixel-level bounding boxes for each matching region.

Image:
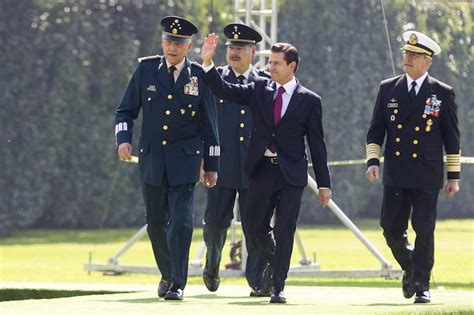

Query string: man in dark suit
[201,33,332,303]
[366,31,460,304]
[202,23,271,297]
[115,16,219,301]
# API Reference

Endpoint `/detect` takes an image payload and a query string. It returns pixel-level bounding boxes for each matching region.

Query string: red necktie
[269,86,286,153]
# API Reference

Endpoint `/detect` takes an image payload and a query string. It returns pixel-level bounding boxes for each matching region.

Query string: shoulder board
[138,55,161,63]
[257,69,271,78]
[191,61,203,69]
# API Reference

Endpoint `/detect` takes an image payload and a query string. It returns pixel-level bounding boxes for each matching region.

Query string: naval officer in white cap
[366,30,460,304]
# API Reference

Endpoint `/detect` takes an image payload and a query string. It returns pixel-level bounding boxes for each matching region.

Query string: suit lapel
[393,75,411,123]
[279,81,303,124]
[264,81,277,126]
[156,56,170,88]
[224,66,238,84]
[399,74,431,123]
[173,58,191,91]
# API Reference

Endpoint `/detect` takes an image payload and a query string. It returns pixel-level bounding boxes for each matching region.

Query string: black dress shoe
[164,283,183,301]
[402,269,415,298]
[203,267,220,292]
[157,277,171,298]
[260,263,273,295]
[249,288,271,297]
[414,290,430,303]
[270,290,286,304]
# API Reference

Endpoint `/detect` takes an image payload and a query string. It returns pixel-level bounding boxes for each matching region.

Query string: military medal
[184,76,199,96]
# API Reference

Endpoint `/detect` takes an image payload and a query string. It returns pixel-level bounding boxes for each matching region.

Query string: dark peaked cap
[224,23,262,46]
[161,16,199,43]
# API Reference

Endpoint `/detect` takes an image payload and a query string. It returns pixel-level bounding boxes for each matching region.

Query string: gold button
[167,94,172,100]
[240,110,245,115]
[140,148,143,153]
[397,124,402,129]
[162,140,167,145]
[395,137,400,143]
[427,119,433,126]
[219,99,224,103]
[394,109,399,114]
[180,109,186,114]
[422,114,427,118]
[163,125,168,131]
[240,136,244,142]
[425,126,431,132]
[165,110,171,115]
[188,104,192,108]
[415,126,420,132]
[413,140,418,144]
[147,97,151,101]
[412,153,418,158]
[240,123,245,128]
[395,151,400,156]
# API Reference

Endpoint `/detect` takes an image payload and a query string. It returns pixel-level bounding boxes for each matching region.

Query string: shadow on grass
[0,289,130,302]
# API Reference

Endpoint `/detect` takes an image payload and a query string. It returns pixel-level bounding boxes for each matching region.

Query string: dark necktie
[409,81,417,102]
[269,86,286,153]
[237,75,245,84]
[169,66,176,86]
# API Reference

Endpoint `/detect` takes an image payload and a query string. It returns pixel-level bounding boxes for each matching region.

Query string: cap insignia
[408,33,418,45]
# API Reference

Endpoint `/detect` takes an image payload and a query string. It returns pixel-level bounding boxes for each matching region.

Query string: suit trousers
[380,186,439,288]
[204,186,267,289]
[247,159,304,292]
[142,175,195,290]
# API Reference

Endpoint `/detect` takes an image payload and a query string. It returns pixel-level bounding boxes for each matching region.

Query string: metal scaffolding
[234,0,278,68]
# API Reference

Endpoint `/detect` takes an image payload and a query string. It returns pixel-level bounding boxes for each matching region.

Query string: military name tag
[147,85,156,92]
[184,76,199,96]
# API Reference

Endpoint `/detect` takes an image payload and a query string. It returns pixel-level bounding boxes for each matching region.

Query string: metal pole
[108,224,148,264]
[307,174,392,268]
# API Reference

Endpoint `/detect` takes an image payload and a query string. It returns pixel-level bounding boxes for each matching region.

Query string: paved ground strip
[1,283,473,315]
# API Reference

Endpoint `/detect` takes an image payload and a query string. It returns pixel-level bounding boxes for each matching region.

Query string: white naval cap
[402,31,441,56]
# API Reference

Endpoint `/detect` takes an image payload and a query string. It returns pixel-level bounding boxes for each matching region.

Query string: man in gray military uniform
[202,23,271,297]
[115,16,219,301]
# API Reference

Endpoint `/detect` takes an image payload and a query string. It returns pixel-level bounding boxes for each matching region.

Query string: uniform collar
[166,58,186,74]
[276,77,297,96]
[231,66,251,81]
[406,72,428,92]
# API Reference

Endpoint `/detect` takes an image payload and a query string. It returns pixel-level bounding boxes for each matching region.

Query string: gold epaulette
[366,143,381,161]
[138,55,161,63]
[446,152,461,173]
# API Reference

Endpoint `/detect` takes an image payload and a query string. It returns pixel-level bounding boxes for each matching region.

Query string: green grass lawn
[0,220,472,290]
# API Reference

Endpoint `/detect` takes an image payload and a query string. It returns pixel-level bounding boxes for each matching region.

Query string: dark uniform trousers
[247,160,304,292]
[203,66,268,290]
[381,186,438,288]
[143,172,195,289]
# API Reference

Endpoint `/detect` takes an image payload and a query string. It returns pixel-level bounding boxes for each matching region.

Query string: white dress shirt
[166,58,186,82]
[406,72,428,95]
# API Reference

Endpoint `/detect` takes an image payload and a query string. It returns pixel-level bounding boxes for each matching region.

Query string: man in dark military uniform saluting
[366,31,461,304]
[115,16,220,301]
[202,23,271,297]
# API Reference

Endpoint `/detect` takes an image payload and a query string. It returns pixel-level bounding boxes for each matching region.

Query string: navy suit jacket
[203,66,330,188]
